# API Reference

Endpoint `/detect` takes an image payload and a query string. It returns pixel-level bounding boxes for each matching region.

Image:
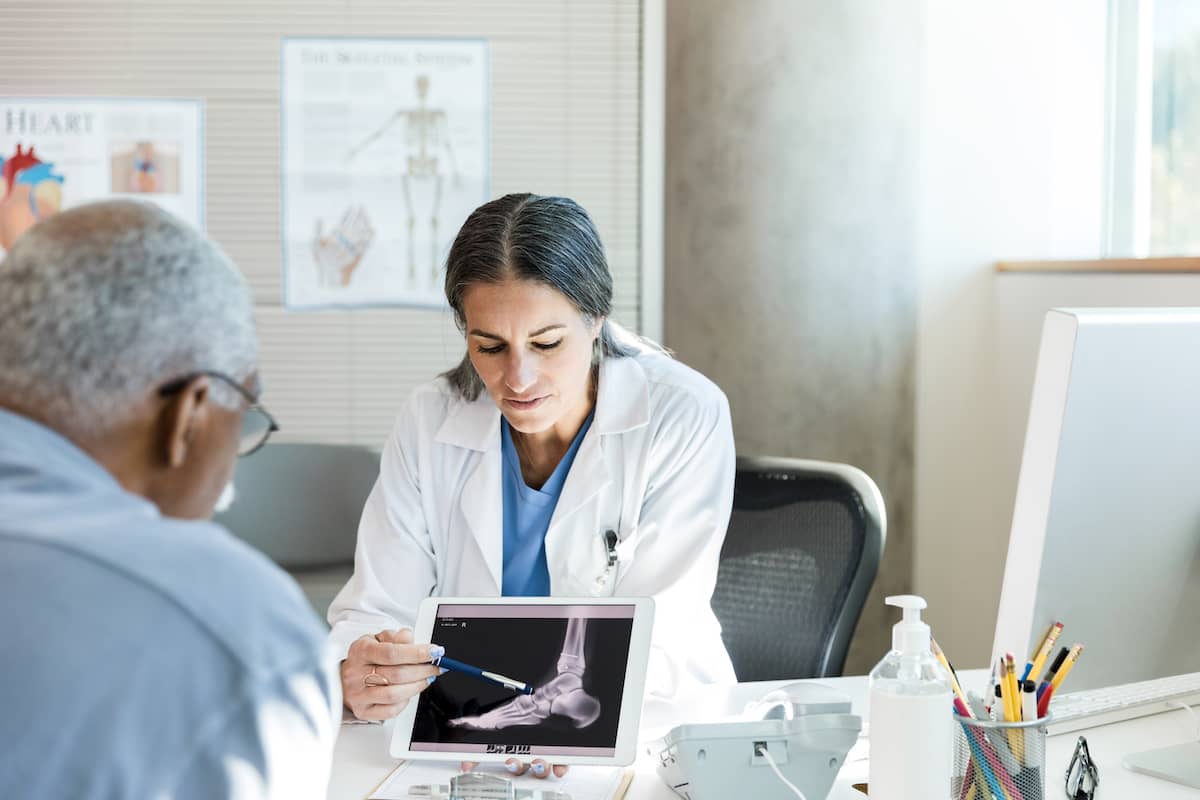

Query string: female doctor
[329,193,737,728]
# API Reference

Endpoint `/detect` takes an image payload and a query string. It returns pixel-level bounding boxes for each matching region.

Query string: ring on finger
[363,665,390,688]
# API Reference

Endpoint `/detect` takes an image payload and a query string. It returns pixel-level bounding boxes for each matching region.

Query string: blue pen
[433,654,536,695]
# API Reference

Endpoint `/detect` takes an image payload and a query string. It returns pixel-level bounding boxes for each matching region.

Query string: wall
[0,0,645,447]
[913,2,1112,665]
[665,0,921,673]
[991,270,1200,561]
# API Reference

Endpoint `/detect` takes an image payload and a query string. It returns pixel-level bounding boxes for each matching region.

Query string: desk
[327,671,1200,799]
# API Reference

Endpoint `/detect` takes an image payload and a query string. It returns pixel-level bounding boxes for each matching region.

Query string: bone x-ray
[410,603,635,757]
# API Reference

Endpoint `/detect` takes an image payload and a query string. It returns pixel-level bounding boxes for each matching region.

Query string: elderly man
[0,201,429,798]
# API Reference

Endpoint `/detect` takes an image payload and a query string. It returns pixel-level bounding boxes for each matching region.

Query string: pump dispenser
[868,595,953,800]
[890,595,931,653]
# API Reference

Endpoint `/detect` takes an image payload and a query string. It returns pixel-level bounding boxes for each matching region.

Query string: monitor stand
[1123,742,1200,789]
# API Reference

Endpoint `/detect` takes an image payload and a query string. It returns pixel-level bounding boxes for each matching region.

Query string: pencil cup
[951,714,1049,800]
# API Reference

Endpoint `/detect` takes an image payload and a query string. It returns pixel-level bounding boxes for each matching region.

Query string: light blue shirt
[0,409,338,799]
[500,413,594,596]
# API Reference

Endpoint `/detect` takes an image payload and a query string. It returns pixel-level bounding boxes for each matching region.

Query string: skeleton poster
[281,38,489,309]
[0,98,203,258]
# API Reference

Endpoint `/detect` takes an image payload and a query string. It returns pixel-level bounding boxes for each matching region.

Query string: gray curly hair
[0,200,257,436]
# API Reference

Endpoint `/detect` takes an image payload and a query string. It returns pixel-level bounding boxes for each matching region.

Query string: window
[1105,0,1200,256]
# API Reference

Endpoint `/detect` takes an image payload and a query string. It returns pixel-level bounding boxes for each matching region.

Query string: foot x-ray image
[411,610,634,751]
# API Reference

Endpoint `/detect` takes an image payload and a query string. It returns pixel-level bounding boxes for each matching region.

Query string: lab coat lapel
[546,357,650,534]
[438,393,504,594]
[546,432,610,534]
[459,447,503,593]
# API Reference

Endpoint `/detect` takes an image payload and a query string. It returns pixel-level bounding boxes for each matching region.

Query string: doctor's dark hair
[442,193,643,401]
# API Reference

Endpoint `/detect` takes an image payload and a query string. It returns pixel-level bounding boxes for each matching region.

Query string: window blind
[0,0,643,445]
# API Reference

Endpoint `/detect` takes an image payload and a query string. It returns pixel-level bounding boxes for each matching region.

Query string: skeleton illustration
[345,74,460,284]
[449,617,601,730]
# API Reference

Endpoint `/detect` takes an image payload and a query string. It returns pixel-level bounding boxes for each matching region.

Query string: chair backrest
[711,455,886,681]
[214,442,379,570]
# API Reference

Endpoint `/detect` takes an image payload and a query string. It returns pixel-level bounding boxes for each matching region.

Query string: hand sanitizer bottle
[868,595,953,800]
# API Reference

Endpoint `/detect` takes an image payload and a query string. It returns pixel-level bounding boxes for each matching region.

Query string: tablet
[390,596,655,766]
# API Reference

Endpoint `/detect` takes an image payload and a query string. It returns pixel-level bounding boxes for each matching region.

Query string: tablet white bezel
[389,596,655,766]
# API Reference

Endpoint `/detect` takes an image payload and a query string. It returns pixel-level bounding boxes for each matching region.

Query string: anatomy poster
[281,38,489,309]
[0,98,203,257]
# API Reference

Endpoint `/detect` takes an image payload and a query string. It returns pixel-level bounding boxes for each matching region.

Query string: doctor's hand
[460,759,570,780]
[341,628,443,721]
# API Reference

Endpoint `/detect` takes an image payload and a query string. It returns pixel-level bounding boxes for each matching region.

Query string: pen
[1037,683,1056,719]
[1022,681,1041,762]
[1036,646,1069,700]
[1036,642,1084,719]
[1021,680,1037,722]
[432,655,536,695]
[1050,644,1084,693]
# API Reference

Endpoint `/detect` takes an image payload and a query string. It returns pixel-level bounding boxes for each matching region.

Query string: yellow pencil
[1028,621,1063,683]
[1004,653,1025,765]
[1051,644,1085,692]
[1004,653,1020,720]
[932,638,968,708]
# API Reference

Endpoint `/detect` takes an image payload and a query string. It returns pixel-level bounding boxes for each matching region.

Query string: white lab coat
[327,347,738,700]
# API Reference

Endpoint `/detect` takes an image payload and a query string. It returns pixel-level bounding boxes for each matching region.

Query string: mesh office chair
[214,442,379,622]
[711,456,886,681]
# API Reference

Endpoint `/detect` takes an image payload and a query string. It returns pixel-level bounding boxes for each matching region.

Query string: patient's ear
[160,375,212,468]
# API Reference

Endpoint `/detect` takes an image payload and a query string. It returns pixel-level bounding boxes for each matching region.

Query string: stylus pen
[433,655,535,695]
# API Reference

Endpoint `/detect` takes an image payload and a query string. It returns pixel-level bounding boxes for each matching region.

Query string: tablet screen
[409,603,636,758]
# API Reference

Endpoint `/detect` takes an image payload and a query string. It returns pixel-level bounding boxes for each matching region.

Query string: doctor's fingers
[463,759,568,781]
[514,759,568,780]
[345,681,428,719]
[374,627,413,644]
[351,636,435,667]
[351,699,412,722]
[359,681,432,707]
[373,662,443,686]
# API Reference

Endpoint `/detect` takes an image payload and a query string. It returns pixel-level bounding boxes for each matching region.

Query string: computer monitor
[993,308,1200,699]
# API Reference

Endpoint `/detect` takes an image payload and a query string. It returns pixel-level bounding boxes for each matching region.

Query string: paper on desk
[369,761,626,800]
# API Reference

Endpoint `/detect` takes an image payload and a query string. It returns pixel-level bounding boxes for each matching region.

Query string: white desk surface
[327,669,1200,799]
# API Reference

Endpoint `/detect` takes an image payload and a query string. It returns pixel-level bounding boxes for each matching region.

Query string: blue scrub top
[500,412,594,596]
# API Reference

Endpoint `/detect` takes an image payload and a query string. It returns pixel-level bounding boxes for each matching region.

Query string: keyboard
[1047,672,1200,734]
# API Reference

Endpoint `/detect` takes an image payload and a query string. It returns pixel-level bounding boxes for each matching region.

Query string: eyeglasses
[158,370,280,457]
[1065,735,1099,799]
